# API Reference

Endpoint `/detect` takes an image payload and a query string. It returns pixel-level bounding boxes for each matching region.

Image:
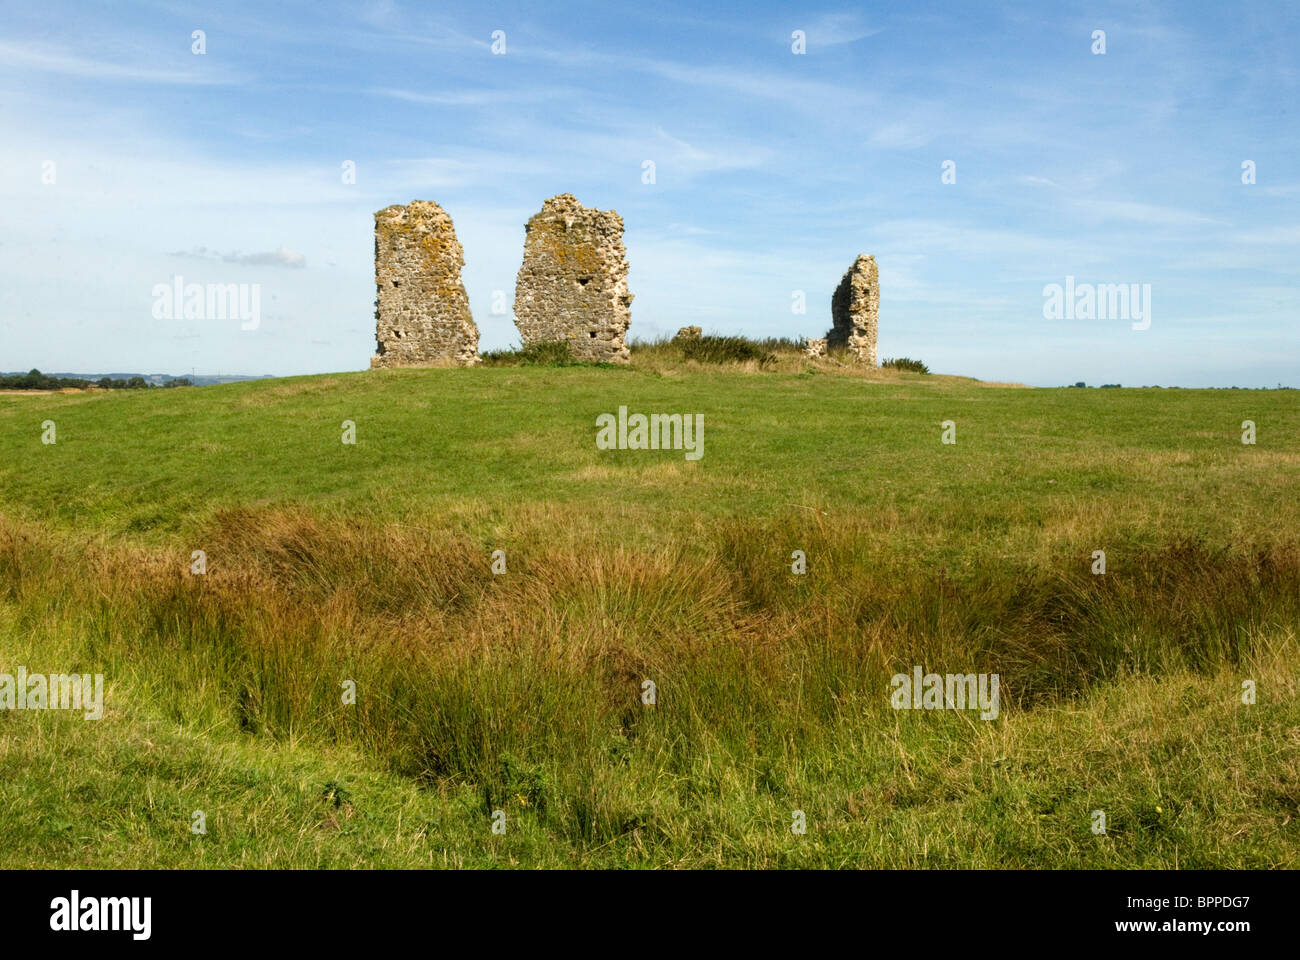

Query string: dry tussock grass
[3,506,1297,782]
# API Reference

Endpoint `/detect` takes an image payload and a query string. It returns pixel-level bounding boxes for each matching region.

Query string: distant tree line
[0,369,193,390]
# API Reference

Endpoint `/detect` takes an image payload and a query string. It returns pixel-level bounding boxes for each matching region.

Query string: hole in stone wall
[589,331,597,338]
[391,280,401,287]
[577,277,591,286]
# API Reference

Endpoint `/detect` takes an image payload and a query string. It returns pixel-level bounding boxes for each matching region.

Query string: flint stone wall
[827,254,879,365]
[372,201,480,368]
[513,194,633,363]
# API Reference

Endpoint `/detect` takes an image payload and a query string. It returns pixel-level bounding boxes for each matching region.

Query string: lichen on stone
[371,200,480,368]
[512,193,633,364]
[827,254,879,365]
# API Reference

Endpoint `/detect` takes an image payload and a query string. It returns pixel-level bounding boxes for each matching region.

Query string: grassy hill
[1,348,1297,867]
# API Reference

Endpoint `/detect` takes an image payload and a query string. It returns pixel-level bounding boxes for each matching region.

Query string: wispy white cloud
[512,42,870,111]
[1228,226,1300,245]
[869,122,935,149]
[382,154,543,190]
[634,56,870,109]
[370,86,573,106]
[0,41,244,85]
[872,219,1076,258]
[170,246,308,268]
[799,12,884,46]
[647,125,772,175]
[358,0,399,29]
[664,223,721,236]
[1074,200,1223,227]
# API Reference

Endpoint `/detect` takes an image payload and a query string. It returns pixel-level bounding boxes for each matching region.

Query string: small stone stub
[827,254,879,365]
[513,193,633,363]
[372,200,480,368]
[675,326,702,341]
[804,336,827,359]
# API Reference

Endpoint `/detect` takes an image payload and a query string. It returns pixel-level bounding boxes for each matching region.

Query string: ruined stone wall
[827,254,879,365]
[372,201,480,368]
[513,194,633,363]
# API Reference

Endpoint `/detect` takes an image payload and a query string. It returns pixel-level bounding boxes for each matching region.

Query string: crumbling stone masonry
[675,326,702,341]
[827,254,879,365]
[513,194,633,363]
[371,201,480,368]
[804,337,827,359]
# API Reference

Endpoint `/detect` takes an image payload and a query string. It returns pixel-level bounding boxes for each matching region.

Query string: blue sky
[2,0,1297,386]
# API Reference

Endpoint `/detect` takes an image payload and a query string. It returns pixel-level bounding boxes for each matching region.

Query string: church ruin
[366,199,886,371]
[827,254,879,365]
[371,200,480,368]
[513,194,633,363]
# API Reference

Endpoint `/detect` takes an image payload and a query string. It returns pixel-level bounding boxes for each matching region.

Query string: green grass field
[1,347,1297,867]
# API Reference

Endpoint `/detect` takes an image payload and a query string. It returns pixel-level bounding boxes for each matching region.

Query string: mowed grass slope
[0,356,1297,867]
[3,363,1295,550]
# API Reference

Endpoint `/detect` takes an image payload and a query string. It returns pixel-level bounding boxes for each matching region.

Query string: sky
[1,0,1297,387]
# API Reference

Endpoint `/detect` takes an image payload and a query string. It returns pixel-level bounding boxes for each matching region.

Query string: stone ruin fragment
[826,254,879,365]
[675,326,702,341]
[513,194,633,363]
[371,200,480,368]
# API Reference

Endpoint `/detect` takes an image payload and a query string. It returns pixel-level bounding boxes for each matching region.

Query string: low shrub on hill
[681,335,777,366]
[881,357,929,374]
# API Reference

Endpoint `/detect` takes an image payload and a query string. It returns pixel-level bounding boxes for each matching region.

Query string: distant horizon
[0,369,273,384]
[2,369,274,378]
[4,362,1296,391]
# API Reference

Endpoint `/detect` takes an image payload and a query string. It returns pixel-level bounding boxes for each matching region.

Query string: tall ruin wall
[512,193,633,364]
[371,201,480,368]
[827,254,879,365]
